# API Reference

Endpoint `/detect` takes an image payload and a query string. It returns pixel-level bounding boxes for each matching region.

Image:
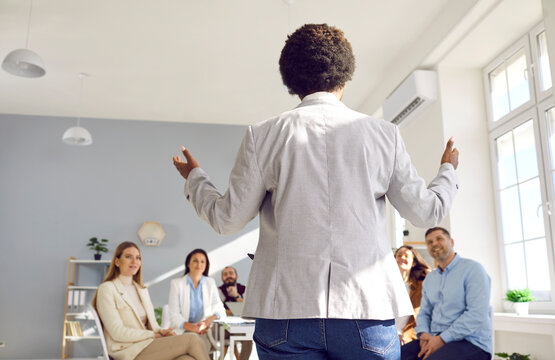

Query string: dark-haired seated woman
[168,248,226,355]
[394,245,432,345]
[92,241,209,360]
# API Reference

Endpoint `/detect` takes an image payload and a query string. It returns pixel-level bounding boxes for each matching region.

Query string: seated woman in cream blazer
[93,241,209,360]
[169,248,226,353]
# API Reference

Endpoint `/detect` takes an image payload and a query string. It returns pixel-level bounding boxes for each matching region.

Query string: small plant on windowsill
[87,237,109,260]
[494,352,531,360]
[505,288,535,316]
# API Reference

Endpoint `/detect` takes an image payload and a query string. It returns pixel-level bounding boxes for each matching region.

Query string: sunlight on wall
[144,228,259,287]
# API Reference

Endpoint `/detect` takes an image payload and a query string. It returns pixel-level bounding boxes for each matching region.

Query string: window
[538,31,553,92]
[485,23,553,304]
[486,38,534,124]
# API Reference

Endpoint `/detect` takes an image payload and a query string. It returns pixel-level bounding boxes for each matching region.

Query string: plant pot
[94,254,102,260]
[513,302,529,316]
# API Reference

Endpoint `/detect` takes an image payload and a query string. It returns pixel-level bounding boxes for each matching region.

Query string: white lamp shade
[2,48,46,78]
[62,126,93,146]
[138,221,166,247]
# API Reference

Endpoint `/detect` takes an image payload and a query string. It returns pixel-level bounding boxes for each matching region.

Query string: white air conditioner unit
[382,70,438,126]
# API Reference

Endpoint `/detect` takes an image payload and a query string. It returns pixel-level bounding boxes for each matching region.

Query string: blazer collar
[296,91,345,109]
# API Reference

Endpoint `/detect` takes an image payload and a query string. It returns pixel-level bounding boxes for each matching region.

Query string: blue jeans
[253,318,399,359]
[401,339,490,360]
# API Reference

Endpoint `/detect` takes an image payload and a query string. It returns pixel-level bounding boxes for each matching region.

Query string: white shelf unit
[62,257,110,359]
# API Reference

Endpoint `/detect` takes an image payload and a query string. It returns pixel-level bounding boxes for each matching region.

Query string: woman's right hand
[183,322,201,334]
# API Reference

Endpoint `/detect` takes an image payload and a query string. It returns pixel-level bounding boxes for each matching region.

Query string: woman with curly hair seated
[394,245,432,345]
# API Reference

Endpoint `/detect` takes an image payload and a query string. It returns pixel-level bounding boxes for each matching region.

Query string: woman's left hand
[197,316,217,335]
[159,328,176,337]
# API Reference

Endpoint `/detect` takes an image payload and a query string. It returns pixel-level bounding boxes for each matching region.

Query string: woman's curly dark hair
[279,24,355,98]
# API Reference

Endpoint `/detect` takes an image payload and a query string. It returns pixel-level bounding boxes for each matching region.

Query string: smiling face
[221,267,238,286]
[187,252,207,277]
[425,229,455,266]
[395,247,415,273]
[115,246,142,277]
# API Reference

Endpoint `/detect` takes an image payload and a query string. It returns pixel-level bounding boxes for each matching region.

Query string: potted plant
[87,237,109,260]
[495,352,531,360]
[505,288,535,316]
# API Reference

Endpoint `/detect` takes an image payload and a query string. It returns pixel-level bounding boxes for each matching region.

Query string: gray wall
[0,114,257,359]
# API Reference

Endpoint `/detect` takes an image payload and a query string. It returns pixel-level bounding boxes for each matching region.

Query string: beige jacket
[184,91,458,320]
[95,278,160,360]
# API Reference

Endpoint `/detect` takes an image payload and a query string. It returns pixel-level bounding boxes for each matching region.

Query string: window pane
[490,64,510,120]
[547,107,555,170]
[500,186,523,244]
[507,48,531,110]
[520,178,545,240]
[505,242,527,290]
[513,120,539,182]
[538,31,553,91]
[525,239,551,297]
[496,132,517,188]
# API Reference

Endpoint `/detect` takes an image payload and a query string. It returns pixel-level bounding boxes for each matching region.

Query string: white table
[214,317,255,360]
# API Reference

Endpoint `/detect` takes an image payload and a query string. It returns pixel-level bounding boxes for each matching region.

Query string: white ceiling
[0,0,543,126]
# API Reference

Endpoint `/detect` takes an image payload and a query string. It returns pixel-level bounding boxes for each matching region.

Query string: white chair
[161,304,171,329]
[91,307,114,360]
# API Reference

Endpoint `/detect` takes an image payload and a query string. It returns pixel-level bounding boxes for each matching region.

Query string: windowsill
[494,312,555,335]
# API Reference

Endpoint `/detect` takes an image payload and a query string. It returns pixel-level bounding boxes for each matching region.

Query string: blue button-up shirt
[187,274,205,323]
[415,254,492,354]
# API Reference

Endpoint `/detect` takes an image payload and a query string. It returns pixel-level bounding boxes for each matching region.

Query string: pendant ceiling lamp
[63,73,93,146]
[2,0,46,78]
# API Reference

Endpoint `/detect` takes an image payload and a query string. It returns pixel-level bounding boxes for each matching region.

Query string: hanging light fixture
[63,73,93,146]
[2,0,46,78]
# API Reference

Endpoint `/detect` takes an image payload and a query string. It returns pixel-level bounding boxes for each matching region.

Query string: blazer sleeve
[184,126,267,235]
[207,278,226,320]
[386,126,458,227]
[140,287,161,333]
[95,282,155,343]
[168,278,187,329]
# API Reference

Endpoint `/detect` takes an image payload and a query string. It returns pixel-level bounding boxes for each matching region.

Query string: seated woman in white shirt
[93,241,209,360]
[168,248,226,354]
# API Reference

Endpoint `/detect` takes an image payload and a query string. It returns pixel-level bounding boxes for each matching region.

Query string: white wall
[398,97,451,244]
[436,66,502,309]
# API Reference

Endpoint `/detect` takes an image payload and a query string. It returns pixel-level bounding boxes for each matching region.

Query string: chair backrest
[91,307,112,360]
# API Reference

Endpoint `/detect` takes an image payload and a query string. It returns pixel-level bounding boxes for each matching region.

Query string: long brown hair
[92,241,144,310]
[394,245,431,282]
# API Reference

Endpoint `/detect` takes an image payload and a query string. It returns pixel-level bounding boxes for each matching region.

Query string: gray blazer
[184,92,458,320]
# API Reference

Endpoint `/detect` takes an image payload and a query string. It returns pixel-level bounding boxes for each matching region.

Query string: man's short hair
[279,24,355,98]
[425,227,451,238]
[223,266,238,275]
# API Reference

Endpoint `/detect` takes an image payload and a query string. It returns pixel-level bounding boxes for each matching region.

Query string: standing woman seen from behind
[394,245,432,345]
[92,242,209,360]
[168,248,226,354]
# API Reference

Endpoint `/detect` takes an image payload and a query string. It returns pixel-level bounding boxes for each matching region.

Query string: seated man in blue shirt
[401,227,492,360]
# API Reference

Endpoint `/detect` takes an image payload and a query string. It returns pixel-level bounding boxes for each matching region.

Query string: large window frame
[485,22,555,310]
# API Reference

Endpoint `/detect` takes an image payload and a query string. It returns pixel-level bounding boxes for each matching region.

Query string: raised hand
[441,136,459,170]
[173,146,200,180]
